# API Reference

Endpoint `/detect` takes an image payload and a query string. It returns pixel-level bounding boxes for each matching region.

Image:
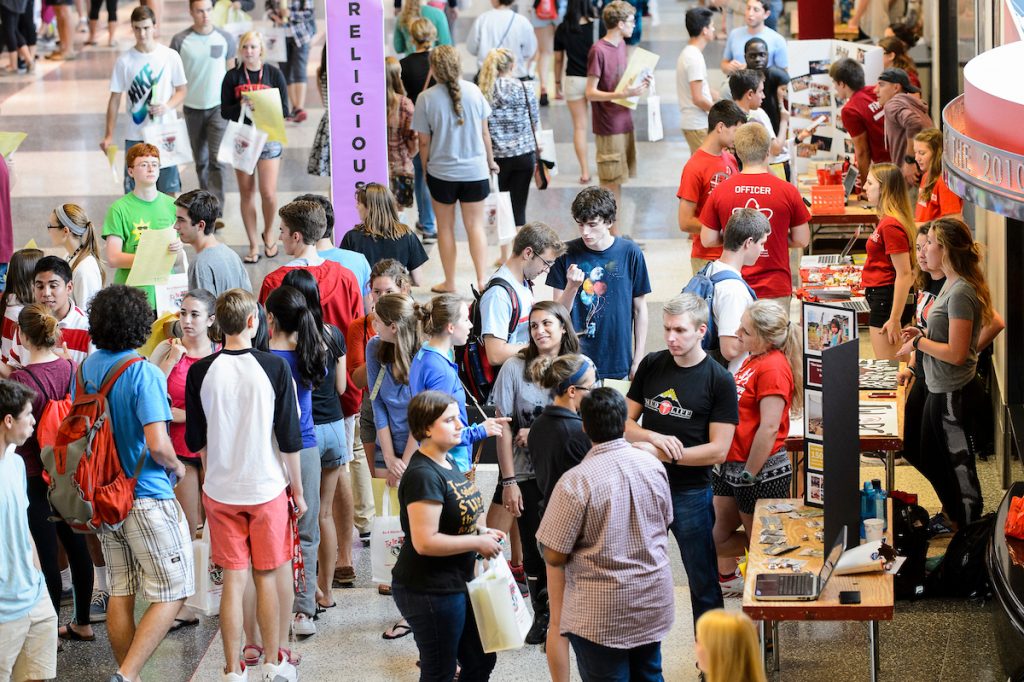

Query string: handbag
[153,248,190,317]
[521,82,554,190]
[217,106,268,175]
[263,25,289,64]
[142,115,193,169]
[185,522,224,616]
[483,174,516,245]
[467,553,532,652]
[391,174,414,208]
[370,484,406,585]
[1006,496,1024,540]
[647,83,664,142]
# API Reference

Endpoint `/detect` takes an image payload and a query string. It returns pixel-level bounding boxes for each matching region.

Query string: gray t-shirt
[189,243,253,297]
[923,278,982,394]
[479,265,534,346]
[412,80,491,182]
[491,356,550,481]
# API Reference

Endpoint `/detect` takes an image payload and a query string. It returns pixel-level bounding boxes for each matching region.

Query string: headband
[557,359,593,395]
[55,205,86,237]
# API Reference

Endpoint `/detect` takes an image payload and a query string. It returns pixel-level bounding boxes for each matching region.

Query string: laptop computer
[754,527,848,601]
[800,226,862,268]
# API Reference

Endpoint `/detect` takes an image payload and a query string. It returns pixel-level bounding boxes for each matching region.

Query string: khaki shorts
[564,75,588,101]
[683,128,707,154]
[595,131,637,185]
[0,595,57,682]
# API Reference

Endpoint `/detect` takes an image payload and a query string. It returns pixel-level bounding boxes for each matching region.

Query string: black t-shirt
[528,405,592,509]
[340,229,429,274]
[312,325,347,425]
[553,20,596,78]
[760,66,791,137]
[400,51,435,104]
[627,351,739,489]
[392,452,484,593]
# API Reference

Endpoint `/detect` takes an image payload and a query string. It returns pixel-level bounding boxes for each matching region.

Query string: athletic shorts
[426,174,490,204]
[595,131,637,185]
[203,490,291,571]
[712,449,793,515]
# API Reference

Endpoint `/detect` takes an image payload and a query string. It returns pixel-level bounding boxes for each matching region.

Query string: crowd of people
[0,0,1004,682]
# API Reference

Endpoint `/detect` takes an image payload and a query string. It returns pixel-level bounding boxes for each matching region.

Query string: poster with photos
[805,441,825,508]
[786,40,884,176]
[803,303,858,358]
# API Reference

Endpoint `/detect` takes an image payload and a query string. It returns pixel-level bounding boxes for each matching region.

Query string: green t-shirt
[102,191,177,306]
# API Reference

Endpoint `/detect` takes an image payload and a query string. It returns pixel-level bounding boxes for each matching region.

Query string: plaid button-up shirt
[536,438,675,649]
[266,0,316,47]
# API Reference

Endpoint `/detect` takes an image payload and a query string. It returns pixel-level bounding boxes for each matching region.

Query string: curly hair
[429,45,464,124]
[88,285,155,351]
[478,48,515,104]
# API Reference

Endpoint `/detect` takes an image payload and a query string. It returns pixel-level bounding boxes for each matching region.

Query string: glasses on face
[133,161,160,170]
[46,224,62,230]
[534,253,556,271]
[573,383,595,392]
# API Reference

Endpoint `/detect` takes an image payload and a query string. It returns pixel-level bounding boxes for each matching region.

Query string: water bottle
[871,479,888,532]
[860,481,874,539]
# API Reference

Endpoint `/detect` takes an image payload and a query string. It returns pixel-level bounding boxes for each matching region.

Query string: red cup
[817,168,828,185]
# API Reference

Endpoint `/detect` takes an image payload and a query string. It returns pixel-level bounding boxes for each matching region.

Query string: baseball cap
[878,68,920,94]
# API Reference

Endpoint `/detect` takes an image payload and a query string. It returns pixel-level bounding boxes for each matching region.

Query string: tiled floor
[5,0,1011,680]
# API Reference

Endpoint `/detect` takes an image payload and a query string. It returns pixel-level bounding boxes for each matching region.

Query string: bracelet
[501,478,518,487]
[913,335,922,350]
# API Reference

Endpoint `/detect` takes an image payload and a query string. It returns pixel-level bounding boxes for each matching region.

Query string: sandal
[58,624,95,641]
[242,644,264,668]
[430,284,456,294]
[378,584,392,596]
[382,619,412,640]
[169,616,199,632]
[263,233,279,259]
[243,252,260,264]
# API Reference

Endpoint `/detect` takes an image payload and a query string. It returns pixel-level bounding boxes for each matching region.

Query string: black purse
[391,175,414,208]
[520,81,553,190]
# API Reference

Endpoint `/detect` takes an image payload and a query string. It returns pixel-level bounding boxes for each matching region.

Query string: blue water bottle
[871,479,888,532]
[860,481,874,539]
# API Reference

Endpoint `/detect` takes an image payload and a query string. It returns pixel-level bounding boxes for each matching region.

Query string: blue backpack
[681,263,757,351]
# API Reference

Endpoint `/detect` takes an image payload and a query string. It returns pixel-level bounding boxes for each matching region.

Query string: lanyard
[243,66,264,88]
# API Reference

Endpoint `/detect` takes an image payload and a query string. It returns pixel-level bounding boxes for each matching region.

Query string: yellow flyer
[106,144,119,184]
[612,48,659,110]
[0,132,27,158]
[243,89,288,144]
[808,442,824,470]
[126,227,177,286]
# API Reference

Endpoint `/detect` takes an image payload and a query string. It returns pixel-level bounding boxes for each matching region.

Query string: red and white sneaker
[719,571,744,597]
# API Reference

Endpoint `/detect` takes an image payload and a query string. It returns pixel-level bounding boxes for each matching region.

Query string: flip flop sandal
[378,584,392,596]
[243,253,261,264]
[382,620,412,640]
[169,617,200,632]
[430,284,456,294]
[58,624,95,641]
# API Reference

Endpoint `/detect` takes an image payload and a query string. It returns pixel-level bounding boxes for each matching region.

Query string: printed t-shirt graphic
[645,387,694,420]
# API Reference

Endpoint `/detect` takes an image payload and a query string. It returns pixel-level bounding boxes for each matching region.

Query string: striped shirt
[8,305,94,369]
[536,438,675,649]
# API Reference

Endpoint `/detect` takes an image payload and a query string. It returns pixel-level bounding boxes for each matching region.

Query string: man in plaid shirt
[267,0,317,122]
[537,388,674,680]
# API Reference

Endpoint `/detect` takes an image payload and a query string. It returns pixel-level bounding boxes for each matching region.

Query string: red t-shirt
[700,172,811,299]
[587,38,632,136]
[915,174,963,223]
[260,260,364,416]
[861,216,911,288]
[841,86,890,164]
[728,350,793,463]
[677,148,739,261]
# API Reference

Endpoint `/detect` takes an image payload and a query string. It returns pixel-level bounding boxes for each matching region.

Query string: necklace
[66,244,84,264]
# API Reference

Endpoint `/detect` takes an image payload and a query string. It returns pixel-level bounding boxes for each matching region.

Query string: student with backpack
[410,294,509,473]
[75,285,193,682]
[9,304,95,643]
[682,208,767,373]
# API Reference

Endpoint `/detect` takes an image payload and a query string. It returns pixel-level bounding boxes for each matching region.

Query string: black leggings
[901,374,927,471]
[26,476,95,626]
[88,0,117,22]
[0,7,36,50]
[496,152,535,228]
[919,383,985,528]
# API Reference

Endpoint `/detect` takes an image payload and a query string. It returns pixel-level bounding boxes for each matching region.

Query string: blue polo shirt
[409,343,486,472]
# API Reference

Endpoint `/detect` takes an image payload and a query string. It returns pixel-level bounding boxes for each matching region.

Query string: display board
[821,340,861,551]
[787,40,884,176]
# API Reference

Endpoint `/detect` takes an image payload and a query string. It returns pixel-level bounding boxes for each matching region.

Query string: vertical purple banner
[326,0,388,240]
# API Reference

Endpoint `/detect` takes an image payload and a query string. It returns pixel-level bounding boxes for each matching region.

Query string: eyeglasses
[46,224,62,230]
[534,253,556,270]
[133,162,160,170]
[573,384,595,392]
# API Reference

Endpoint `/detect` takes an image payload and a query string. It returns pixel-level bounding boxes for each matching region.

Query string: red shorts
[202,491,291,571]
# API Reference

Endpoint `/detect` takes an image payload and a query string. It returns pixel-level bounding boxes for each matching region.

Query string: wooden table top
[742,498,895,621]
[808,204,880,226]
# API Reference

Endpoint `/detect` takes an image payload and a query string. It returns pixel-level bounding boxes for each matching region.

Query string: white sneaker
[719,573,745,597]
[291,612,316,638]
[262,657,298,682]
[222,664,248,681]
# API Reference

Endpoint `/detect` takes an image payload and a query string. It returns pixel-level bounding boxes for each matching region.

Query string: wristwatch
[913,335,922,350]
[740,470,757,485]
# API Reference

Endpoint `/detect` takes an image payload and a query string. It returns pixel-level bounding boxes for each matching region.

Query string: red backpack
[456,279,520,404]
[535,0,558,20]
[40,356,145,534]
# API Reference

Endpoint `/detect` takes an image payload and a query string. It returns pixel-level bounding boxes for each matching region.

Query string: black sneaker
[524,611,549,645]
[539,92,549,107]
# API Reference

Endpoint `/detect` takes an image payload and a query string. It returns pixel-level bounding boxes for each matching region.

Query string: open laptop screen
[817,527,848,590]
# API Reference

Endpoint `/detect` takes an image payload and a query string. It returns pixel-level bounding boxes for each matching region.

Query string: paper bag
[647,94,664,142]
[536,129,557,176]
[153,249,190,316]
[467,553,532,653]
[264,25,289,64]
[484,175,516,245]
[185,523,224,616]
[370,485,405,585]
[143,116,193,168]
[217,110,268,175]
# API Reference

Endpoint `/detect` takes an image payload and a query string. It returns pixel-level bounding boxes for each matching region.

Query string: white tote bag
[484,175,516,245]
[185,523,224,616]
[143,115,193,168]
[217,108,268,175]
[153,248,190,316]
[647,88,664,142]
[370,485,406,586]
[536,128,558,176]
[264,25,289,64]
[467,553,532,653]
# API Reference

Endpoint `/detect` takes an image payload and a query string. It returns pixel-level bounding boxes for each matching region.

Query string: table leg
[868,619,880,682]
[885,450,895,493]
[772,620,780,672]
[759,619,769,670]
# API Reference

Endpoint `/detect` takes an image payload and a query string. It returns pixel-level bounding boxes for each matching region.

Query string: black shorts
[865,285,914,328]
[178,455,202,469]
[426,174,490,205]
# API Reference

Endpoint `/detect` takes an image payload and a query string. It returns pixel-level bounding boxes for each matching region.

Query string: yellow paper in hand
[211,0,232,25]
[0,132,27,158]
[603,378,631,396]
[107,144,119,184]
[23,238,38,249]
[612,48,659,109]
[243,89,288,144]
[126,227,178,287]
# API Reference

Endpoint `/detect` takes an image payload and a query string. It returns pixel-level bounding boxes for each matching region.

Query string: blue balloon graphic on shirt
[580,291,594,306]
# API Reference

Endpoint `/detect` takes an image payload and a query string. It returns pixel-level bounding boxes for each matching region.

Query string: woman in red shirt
[712,299,801,594]
[863,163,918,360]
[914,128,963,225]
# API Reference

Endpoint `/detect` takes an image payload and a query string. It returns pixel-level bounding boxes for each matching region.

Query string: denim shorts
[282,37,310,84]
[260,141,283,160]
[315,418,353,469]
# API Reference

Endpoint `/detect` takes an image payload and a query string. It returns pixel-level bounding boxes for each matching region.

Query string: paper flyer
[243,89,288,144]
[612,48,659,109]
[23,238,37,249]
[107,144,119,184]
[0,132,27,158]
[125,228,178,286]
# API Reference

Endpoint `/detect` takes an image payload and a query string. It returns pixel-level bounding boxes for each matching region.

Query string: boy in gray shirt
[173,190,252,296]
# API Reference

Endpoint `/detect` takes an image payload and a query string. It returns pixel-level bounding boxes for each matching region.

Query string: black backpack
[456,279,520,404]
[891,497,930,600]
[926,513,995,600]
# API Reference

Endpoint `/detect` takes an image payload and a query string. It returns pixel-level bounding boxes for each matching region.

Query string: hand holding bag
[153,248,190,317]
[263,24,289,64]
[217,106,268,175]
[467,552,533,652]
[370,485,406,585]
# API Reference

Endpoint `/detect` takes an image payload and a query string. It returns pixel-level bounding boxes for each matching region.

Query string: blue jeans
[668,484,723,631]
[412,154,435,233]
[568,634,663,682]
[392,585,496,682]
